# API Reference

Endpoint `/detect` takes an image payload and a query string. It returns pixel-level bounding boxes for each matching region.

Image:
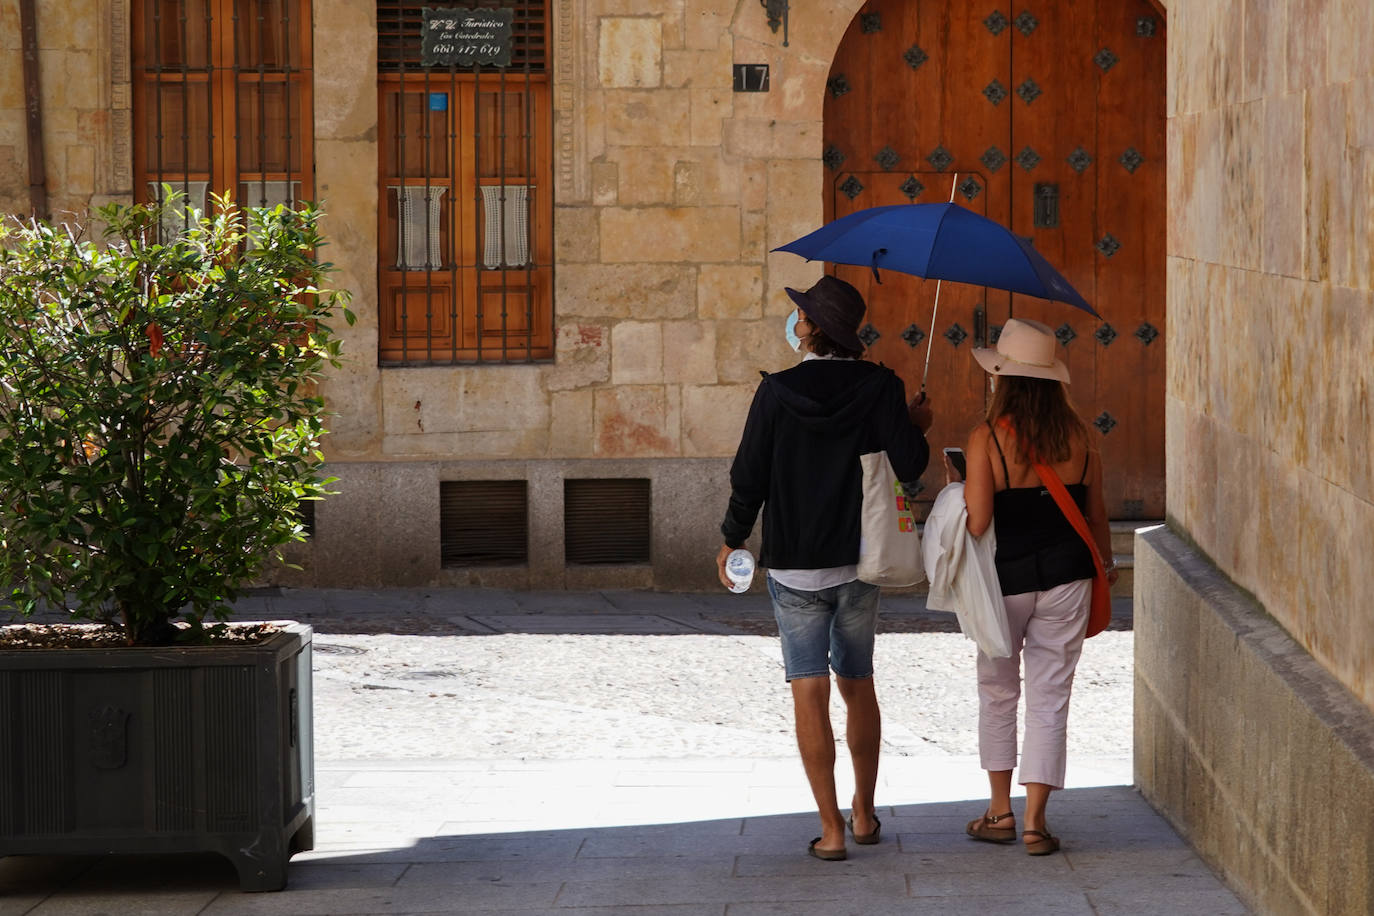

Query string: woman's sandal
[966,811,1016,844]
[1022,828,1061,856]
[808,837,847,861]
[847,814,882,845]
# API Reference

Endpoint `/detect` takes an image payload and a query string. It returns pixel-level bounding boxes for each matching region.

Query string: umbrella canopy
[775,202,1097,317]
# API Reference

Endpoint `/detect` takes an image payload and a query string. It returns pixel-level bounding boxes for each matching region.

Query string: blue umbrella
[775,202,1098,317]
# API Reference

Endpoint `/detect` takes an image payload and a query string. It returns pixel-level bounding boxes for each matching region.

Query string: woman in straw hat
[952,317,1117,856]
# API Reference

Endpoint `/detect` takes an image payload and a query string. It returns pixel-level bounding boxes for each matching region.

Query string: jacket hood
[764,363,892,433]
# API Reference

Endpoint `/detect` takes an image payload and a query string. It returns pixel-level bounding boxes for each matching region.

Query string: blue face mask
[785,311,803,352]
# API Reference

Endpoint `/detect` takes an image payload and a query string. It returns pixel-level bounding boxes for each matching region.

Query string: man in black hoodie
[716,275,932,860]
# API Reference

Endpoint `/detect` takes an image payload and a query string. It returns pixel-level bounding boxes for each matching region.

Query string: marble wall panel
[1243,0,1288,103]
[1305,82,1350,285]
[1219,101,1264,273]
[1261,92,1306,278]
[1285,0,1332,93]
[1327,0,1374,82]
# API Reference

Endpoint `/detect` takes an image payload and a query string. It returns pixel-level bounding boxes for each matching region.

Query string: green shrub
[0,193,352,645]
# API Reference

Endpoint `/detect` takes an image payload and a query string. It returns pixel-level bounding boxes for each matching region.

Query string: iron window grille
[377,0,553,365]
[132,0,314,236]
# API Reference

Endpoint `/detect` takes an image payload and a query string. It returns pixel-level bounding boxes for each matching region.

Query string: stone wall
[296,0,878,588]
[1135,527,1374,914]
[1138,0,1374,910]
[1164,0,1374,706]
[0,0,130,219]
[311,0,875,469]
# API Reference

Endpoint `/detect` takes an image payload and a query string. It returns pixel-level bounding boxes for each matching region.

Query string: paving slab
[0,588,1249,914]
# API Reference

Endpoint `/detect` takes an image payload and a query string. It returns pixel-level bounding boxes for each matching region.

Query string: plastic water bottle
[725,548,755,593]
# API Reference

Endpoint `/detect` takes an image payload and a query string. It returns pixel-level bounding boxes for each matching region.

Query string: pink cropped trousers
[976,579,1092,789]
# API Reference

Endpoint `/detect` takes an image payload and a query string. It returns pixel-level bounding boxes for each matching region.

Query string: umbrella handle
[920,174,959,394]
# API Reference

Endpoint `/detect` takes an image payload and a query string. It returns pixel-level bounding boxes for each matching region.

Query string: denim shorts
[767,577,882,681]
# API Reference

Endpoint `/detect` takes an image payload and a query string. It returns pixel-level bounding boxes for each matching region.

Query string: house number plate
[733,64,770,92]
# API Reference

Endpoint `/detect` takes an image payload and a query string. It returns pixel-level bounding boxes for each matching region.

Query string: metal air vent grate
[564,479,651,565]
[440,480,528,566]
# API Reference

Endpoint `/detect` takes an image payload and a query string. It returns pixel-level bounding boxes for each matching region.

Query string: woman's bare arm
[964,424,995,537]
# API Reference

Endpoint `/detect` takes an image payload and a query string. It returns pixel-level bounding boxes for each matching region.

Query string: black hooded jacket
[720,358,930,571]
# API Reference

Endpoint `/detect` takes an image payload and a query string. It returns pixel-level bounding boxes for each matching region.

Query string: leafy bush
[0,193,352,645]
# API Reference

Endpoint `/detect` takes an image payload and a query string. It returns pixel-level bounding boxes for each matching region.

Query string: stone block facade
[4,1,1374,904]
[1135,526,1374,915]
[1143,0,1374,911]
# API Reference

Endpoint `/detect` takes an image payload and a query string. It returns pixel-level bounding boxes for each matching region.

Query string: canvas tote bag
[856,450,925,587]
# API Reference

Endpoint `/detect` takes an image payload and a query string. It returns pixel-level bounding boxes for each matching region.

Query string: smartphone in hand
[943,447,966,479]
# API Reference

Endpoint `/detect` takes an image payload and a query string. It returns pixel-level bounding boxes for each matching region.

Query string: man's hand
[716,543,735,590]
[909,391,934,432]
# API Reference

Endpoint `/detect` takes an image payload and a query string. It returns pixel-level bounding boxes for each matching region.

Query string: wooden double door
[823,0,1166,519]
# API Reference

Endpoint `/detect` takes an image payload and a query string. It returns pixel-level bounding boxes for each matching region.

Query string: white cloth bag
[856,451,925,587]
[922,482,1012,658]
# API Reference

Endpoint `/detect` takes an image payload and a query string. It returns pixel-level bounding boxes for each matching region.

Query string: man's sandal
[966,811,1016,844]
[847,814,882,845]
[808,837,847,861]
[1022,828,1061,856]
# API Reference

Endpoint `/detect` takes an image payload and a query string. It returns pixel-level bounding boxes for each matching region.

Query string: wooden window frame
[376,2,553,365]
[131,0,315,221]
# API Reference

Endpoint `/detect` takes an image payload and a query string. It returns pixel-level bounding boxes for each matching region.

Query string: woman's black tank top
[988,426,1096,596]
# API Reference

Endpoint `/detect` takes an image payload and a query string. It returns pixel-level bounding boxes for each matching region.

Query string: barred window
[377,1,553,364]
[132,0,314,232]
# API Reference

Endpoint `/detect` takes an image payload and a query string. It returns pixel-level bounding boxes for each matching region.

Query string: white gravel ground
[311,630,1133,762]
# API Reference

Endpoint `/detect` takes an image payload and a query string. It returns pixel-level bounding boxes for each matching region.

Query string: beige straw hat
[972,317,1070,383]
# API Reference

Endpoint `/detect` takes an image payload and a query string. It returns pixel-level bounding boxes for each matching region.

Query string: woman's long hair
[986,375,1087,463]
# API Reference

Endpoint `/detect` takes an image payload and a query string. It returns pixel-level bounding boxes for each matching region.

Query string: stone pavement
[1,589,1250,915]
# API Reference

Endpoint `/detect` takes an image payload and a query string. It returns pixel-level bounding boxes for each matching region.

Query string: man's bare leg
[790,675,845,852]
[836,675,881,836]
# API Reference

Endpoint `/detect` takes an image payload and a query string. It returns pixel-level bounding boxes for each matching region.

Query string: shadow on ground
[0,786,1246,915]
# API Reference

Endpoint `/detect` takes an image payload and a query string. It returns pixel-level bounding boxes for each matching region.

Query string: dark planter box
[0,622,314,891]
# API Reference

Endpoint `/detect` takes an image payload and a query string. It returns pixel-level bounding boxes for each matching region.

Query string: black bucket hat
[784,275,867,352]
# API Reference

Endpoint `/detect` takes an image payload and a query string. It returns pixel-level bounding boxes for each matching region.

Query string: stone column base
[1134,525,1374,915]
